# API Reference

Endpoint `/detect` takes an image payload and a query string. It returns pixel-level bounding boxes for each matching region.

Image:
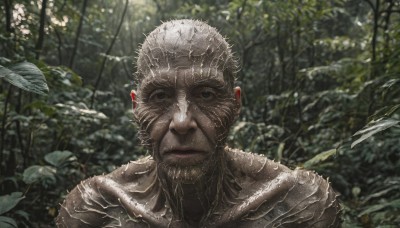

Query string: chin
[165,165,206,184]
[155,147,222,184]
[158,158,216,184]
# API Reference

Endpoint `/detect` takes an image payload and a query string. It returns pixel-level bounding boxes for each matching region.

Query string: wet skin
[146,70,217,165]
[56,19,340,228]
[138,66,240,167]
[56,149,341,227]
[134,65,241,221]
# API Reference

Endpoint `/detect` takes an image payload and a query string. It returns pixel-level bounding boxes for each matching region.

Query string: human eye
[195,87,217,102]
[149,89,172,103]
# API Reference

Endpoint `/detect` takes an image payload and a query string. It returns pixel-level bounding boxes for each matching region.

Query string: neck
[181,179,217,222]
[157,154,224,223]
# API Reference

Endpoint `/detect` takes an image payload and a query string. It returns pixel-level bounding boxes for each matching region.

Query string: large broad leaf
[0,62,49,95]
[0,216,17,228]
[0,192,24,215]
[44,150,76,168]
[303,149,336,169]
[351,117,400,148]
[22,165,56,184]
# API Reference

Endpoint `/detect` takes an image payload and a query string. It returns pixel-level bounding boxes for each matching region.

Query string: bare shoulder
[56,156,168,228]
[223,148,341,227]
[107,155,156,184]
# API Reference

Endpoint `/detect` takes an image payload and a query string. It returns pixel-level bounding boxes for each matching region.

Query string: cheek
[134,103,169,144]
[194,107,218,145]
[149,117,170,143]
[198,97,237,137]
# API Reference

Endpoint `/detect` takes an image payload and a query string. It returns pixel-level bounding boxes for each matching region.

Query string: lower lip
[164,151,206,161]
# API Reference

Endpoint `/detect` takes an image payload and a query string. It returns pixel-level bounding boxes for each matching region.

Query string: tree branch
[90,0,129,108]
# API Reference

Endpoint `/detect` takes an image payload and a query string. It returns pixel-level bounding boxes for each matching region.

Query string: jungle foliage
[0,0,399,227]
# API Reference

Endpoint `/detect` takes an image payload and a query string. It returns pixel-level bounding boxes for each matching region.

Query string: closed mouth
[162,148,208,160]
[165,149,203,156]
[161,148,209,166]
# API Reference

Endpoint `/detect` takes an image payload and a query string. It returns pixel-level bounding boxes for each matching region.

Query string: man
[57,19,340,227]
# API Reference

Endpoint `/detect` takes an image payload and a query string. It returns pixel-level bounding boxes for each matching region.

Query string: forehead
[139,66,225,89]
[137,22,231,81]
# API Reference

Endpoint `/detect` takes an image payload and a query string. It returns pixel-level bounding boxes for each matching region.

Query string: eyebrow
[140,72,226,89]
[141,77,175,89]
[190,77,226,89]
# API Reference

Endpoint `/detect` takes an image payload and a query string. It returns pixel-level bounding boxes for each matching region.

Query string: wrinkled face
[133,20,241,183]
[135,62,240,183]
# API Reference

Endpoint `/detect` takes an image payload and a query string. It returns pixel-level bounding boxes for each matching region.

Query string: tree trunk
[276,24,286,93]
[0,85,13,172]
[383,0,394,65]
[55,29,64,65]
[69,0,88,69]
[364,0,380,79]
[35,0,48,60]
[4,0,12,33]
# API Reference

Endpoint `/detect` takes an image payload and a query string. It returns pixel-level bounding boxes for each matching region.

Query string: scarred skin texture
[56,19,340,227]
[56,149,339,227]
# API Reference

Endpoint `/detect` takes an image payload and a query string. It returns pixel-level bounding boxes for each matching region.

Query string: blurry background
[0,0,399,227]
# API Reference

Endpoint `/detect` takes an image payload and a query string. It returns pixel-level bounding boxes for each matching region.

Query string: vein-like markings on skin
[136,20,238,88]
[154,148,243,225]
[134,80,237,153]
[134,19,238,148]
[207,148,341,228]
[57,148,340,227]
[57,19,340,228]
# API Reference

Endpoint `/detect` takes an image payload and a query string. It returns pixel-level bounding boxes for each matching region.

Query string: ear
[233,86,241,117]
[130,90,138,110]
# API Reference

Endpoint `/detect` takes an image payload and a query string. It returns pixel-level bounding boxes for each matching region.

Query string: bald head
[136,19,237,88]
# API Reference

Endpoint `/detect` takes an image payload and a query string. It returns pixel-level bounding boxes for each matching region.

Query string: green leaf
[22,165,56,184]
[44,151,76,167]
[14,210,29,221]
[358,199,400,217]
[26,100,57,116]
[0,192,24,215]
[351,117,400,148]
[303,149,337,169]
[0,62,49,95]
[381,78,400,88]
[369,104,400,121]
[55,103,108,120]
[0,216,17,228]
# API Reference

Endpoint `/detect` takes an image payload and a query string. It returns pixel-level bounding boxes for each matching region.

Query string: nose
[169,100,197,135]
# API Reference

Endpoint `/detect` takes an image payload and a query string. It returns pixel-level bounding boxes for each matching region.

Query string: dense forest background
[1,0,399,227]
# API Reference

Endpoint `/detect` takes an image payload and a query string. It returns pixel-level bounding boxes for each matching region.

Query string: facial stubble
[156,149,220,185]
[155,147,223,222]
